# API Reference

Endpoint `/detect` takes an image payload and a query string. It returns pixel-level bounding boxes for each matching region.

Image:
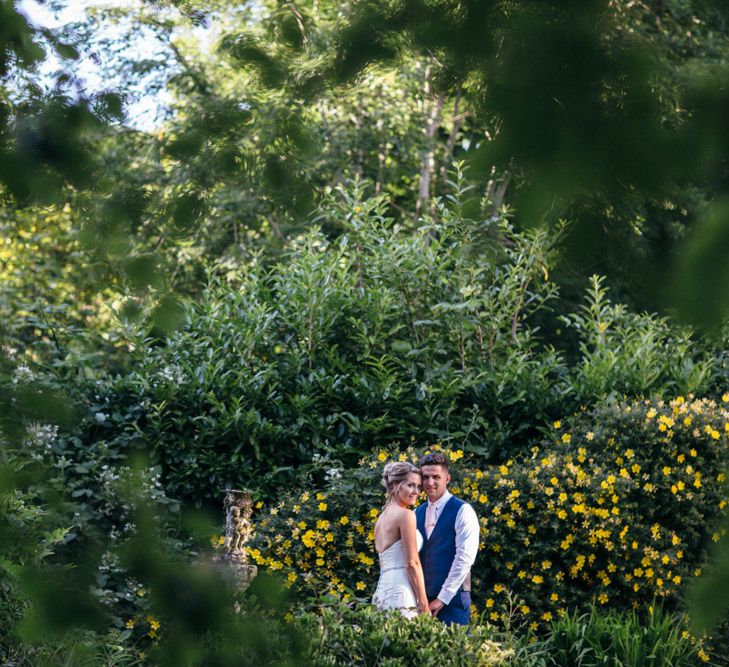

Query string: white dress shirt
[426,490,480,605]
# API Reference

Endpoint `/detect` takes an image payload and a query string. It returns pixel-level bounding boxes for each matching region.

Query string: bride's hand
[417,602,431,616]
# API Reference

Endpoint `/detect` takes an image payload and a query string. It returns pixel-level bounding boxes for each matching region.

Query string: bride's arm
[400,510,430,616]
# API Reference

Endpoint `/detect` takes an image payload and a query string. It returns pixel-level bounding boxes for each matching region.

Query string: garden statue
[217,489,257,591]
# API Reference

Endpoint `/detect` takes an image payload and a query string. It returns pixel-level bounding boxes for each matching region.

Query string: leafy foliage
[295,603,514,666]
[540,604,707,666]
[81,186,717,503]
[105,183,565,500]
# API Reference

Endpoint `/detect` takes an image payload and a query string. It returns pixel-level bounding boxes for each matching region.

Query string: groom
[416,452,479,625]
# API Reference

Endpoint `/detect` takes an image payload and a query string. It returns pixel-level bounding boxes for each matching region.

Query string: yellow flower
[647,409,657,419]
[355,581,366,591]
[125,619,135,629]
[532,575,544,584]
[136,588,146,597]
[486,598,494,608]
[550,593,559,602]
[377,452,387,462]
[553,420,562,429]
[542,611,553,621]
[318,502,328,511]
[493,583,504,593]
[723,393,729,403]
[449,449,464,461]
[520,605,530,614]
[561,433,572,444]
[287,572,297,583]
[586,431,595,441]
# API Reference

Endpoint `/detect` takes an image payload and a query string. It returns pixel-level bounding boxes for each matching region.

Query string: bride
[372,461,430,617]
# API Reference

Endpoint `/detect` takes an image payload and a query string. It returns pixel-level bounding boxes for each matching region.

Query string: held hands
[417,601,432,616]
[428,598,444,615]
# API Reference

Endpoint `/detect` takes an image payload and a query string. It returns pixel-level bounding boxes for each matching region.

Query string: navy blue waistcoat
[415,495,465,600]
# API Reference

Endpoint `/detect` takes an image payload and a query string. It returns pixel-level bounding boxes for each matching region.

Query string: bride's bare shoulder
[393,505,416,525]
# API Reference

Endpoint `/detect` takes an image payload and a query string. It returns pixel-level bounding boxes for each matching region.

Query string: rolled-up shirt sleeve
[437,503,480,605]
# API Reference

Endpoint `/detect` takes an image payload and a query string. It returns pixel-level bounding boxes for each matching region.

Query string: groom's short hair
[419,452,449,470]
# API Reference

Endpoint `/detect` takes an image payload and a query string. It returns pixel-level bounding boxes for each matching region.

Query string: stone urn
[216,488,258,591]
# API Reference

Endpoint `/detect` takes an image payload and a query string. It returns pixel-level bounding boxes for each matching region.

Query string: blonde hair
[381,461,420,501]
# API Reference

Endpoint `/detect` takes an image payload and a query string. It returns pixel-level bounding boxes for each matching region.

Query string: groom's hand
[429,598,444,615]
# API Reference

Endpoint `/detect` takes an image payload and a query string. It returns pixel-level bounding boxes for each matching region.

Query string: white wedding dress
[372,530,423,618]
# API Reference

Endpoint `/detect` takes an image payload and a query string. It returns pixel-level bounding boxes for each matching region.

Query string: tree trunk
[439,87,463,182]
[416,66,443,216]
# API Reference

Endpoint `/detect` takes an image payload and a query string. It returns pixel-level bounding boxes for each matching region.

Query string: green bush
[295,602,514,666]
[82,183,718,504]
[541,604,707,666]
[560,275,715,402]
[113,183,566,501]
[0,467,71,665]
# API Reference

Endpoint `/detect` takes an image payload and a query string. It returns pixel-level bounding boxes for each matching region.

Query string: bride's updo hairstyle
[381,461,419,502]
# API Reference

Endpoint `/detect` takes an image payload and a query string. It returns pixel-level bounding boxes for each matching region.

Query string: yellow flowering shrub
[251,397,729,634]
[471,396,729,632]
